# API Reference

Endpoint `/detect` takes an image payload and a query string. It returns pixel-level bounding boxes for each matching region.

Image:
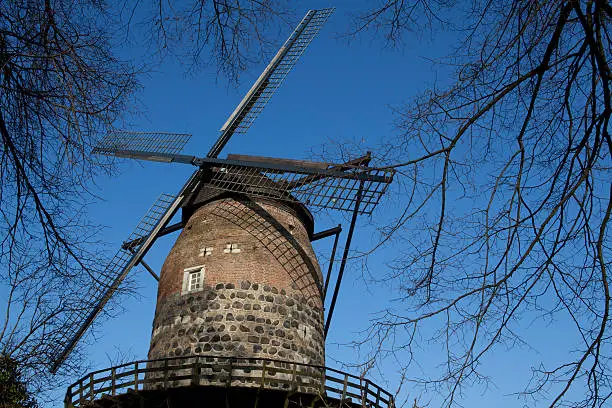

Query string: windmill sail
[48,193,182,372]
[203,159,394,215]
[208,8,335,158]
[93,131,192,157]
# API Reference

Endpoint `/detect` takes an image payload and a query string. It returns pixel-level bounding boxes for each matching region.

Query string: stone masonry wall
[148,282,324,364]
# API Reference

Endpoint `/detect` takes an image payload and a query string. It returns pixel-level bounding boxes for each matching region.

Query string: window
[224,243,241,254]
[182,265,205,294]
[189,271,202,291]
[199,247,213,257]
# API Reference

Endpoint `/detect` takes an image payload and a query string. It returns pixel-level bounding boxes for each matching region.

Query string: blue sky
[45,2,572,407]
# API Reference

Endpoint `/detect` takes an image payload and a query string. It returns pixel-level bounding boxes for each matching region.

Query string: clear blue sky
[46,2,569,407]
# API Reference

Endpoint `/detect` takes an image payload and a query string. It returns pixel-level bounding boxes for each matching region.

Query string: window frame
[199,247,214,257]
[182,265,206,295]
[223,243,241,254]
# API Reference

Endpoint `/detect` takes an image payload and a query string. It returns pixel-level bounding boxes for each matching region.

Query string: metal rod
[322,225,341,300]
[311,224,342,242]
[324,185,363,337]
[139,259,159,281]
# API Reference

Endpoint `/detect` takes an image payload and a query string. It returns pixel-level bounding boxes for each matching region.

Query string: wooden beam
[226,154,330,170]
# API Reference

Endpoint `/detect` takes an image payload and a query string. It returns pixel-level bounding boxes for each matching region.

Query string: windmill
[56,8,396,408]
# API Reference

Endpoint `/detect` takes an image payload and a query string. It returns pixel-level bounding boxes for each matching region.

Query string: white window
[223,243,241,254]
[182,265,205,294]
[189,272,202,291]
[199,247,213,257]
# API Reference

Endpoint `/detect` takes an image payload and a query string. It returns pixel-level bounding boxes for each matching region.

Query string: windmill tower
[52,8,396,408]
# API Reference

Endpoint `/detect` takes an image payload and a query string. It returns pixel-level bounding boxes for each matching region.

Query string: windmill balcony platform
[64,355,395,408]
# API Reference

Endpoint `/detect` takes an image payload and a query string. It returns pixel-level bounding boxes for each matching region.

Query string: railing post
[341,374,348,403]
[192,358,201,386]
[78,380,83,404]
[375,386,380,407]
[64,388,73,408]
[227,358,234,387]
[89,373,94,401]
[111,368,116,396]
[260,359,267,388]
[361,379,369,407]
[291,363,297,391]
[134,362,139,390]
[163,359,169,389]
[320,366,326,395]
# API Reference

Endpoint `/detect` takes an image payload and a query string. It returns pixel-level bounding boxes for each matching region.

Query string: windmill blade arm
[93,147,199,166]
[207,8,334,158]
[48,171,202,372]
[199,156,391,183]
[226,153,330,170]
[95,131,192,156]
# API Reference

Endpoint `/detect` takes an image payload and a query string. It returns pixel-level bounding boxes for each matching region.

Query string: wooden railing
[64,355,394,408]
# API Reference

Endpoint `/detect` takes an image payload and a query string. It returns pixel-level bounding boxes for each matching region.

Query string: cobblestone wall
[148,282,324,365]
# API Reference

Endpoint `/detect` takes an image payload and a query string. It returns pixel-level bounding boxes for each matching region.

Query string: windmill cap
[181,182,315,238]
